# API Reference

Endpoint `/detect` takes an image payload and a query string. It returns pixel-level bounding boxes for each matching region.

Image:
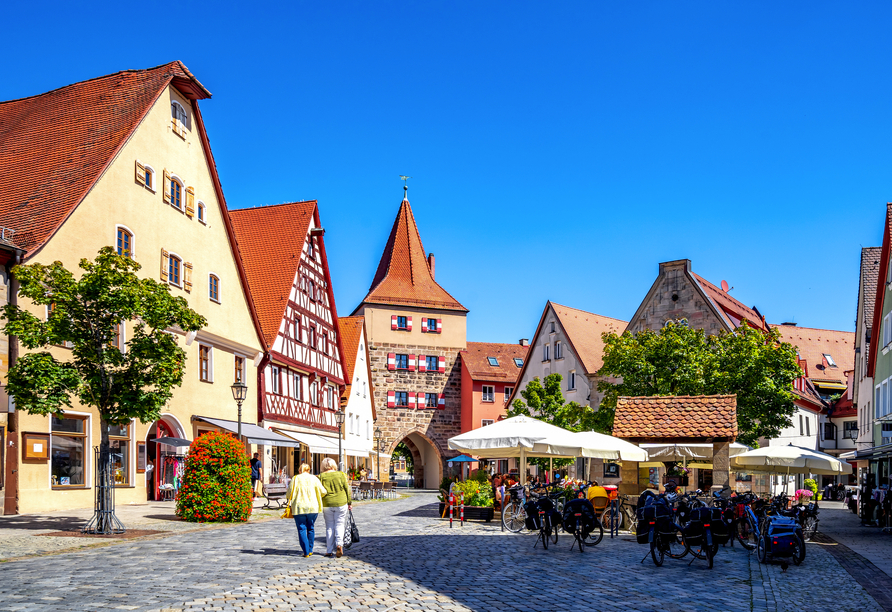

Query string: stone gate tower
[352,193,467,489]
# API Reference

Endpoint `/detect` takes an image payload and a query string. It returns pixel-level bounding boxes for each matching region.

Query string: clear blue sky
[5,3,891,341]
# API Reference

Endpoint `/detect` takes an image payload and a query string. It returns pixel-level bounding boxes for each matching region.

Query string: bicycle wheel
[666,531,688,559]
[584,520,604,546]
[802,517,818,542]
[735,517,757,550]
[601,505,622,532]
[550,525,559,545]
[650,534,664,566]
[541,527,549,550]
[793,533,806,565]
[705,538,714,569]
[757,535,768,563]
[627,511,638,535]
[502,501,526,533]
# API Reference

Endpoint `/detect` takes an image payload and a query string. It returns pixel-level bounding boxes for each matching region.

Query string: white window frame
[171,100,189,132]
[482,385,495,402]
[271,365,280,394]
[208,272,221,304]
[482,419,494,427]
[136,161,157,193]
[886,378,891,417]
[568,371,576,390]
[115,224,136,258]
[197,200,207,224]
[885,313,892,348]
[50,410,92,489]
[504,386,513,403]
[543,344,550,361]
[348,412,353,435]
[555,341,562,360]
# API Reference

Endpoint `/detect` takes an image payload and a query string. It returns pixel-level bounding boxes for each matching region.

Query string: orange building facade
[460,341,529,434]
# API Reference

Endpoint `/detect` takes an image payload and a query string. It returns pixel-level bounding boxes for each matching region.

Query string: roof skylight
[487,357,499,366]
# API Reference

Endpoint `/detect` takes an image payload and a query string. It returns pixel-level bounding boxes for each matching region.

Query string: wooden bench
[262,483,288,509]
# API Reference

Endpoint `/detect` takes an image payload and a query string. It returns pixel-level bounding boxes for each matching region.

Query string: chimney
[427,253,435,279]
[520,339,529,347]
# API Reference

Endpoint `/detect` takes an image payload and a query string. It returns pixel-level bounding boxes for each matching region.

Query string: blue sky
[5,3,892,342]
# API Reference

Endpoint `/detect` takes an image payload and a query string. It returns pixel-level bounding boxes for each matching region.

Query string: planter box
[438,502,494,522]
[663,475,689,486]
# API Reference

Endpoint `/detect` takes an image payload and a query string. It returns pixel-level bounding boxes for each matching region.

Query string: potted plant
[663,463,690,486]
[438,478,495,521]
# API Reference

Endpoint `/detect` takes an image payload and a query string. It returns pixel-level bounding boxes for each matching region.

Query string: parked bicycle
[601,493,638,533]
[501,483,527,533]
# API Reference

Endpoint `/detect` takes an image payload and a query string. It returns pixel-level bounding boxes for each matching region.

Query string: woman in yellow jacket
[286,463,328,557]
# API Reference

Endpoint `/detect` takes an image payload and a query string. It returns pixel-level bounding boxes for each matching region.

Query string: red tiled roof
[552,303,627,375]
[771,324,854,386]
[0,61,208,255]
[336,315,377,420]
[230,201,317,348]
[359,199,467,312]
[462,342,529,381]
[692,273,768,331]
[613,395,738,440]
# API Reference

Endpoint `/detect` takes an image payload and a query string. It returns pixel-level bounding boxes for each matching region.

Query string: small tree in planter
[176,432,252,522]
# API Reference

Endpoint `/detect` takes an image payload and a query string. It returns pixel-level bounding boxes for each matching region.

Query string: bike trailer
[562,498,596,534]
[636,502,671,544]
[763,516,799,558]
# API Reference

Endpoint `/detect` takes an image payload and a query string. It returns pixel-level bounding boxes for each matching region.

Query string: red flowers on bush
[175,431,253,523]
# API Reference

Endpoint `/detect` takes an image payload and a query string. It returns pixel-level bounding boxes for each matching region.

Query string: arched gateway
[351,191,468,488]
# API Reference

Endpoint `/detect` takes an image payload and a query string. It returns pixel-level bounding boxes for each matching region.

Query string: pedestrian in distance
[250,452,262,498]
[319,457,353,558]
[286,463,327,557]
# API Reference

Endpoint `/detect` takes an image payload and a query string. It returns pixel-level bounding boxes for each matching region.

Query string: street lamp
[335,403,346,471]
[374,427,383,481]
[230,381,248,440]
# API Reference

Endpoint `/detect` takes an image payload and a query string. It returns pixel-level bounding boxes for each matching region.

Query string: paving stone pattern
[0,493,883,612]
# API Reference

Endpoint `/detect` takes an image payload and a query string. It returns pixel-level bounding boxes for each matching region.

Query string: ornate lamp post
[230,381,248,441]
[374,427,383,481]
[335,404,346,471]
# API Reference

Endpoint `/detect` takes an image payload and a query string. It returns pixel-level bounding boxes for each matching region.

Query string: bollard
[450,493,454,528]
[460,492,465,526]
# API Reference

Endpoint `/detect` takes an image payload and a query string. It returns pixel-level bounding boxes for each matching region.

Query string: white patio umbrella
[730,444,852,476]
[538,430,649,462]
[447,416,579,484]
[640,442,750,461]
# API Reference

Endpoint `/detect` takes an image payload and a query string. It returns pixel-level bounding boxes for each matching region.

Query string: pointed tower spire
[358,198,467,312]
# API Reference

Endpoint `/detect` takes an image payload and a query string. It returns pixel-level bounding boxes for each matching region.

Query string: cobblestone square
[0,494,886,612]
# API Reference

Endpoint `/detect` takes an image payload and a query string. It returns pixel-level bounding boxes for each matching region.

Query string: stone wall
[368,341,464,487]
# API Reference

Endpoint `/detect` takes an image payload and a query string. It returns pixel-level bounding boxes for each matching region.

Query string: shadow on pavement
[394,503,440,518]
[0,515,86,531]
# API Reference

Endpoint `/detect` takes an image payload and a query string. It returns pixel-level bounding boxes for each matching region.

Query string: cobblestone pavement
[0,492,883,612]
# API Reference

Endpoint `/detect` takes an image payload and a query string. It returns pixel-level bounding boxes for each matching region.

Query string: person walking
[320,457,353,558]
[286,463,327,558]
[250,452,262,498]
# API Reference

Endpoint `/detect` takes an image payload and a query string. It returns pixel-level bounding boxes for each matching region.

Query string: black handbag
[349,509,360,544]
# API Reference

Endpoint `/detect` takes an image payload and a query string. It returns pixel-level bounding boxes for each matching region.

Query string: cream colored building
[0,63,267,513]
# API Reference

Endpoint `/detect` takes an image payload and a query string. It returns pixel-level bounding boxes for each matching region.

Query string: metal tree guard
[82,446,126,535]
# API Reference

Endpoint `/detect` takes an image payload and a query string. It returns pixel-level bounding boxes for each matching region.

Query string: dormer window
[171,101,188,138]
[487,357,499,366]
[823,353,837,368]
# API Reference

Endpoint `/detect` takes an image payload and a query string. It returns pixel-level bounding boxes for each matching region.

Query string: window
[366,420,370,440]
[110,322,125,352]
[568,371,576,390]
[504,387,513,402]
[170,180,182,210]
[51,414,87,487]
[199,345,212,382]
[885,313,892,347]
[309,326,317,349]
[823,353,837,367]
[116,227,133,257]
[487,357,499,366]
[555,342,563,359]
[171,101,188,136]
[482,385,495,402]
[310,380,318,405]
[271,366,280,394]
[799,414,804,435]
[844,421,858,439]
[308,280,316,301]
[347,413,353,435]
[884,423,892,444]
[426,356,439,371]
[427,318,438,332]
[514,358,524,367]
[109,422,130,485]
[234,355,245,384]
[805,416,810,437]
[397,316,408,330]
[209,275,220,302]
[543,344,550,361]
[395,391,408,407]
[482,419,494,427]
[144,167,153,190]
[168,255,181,286]
[425,393,438,408]
[823,422,835,441]
[885,380,890,417]
[293,373,303,400]
[550,321,556,333]
[197,202,206,224]
[396,354,409,370]
[307,237,315,259]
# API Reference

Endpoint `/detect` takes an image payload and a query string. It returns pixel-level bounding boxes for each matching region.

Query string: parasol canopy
[447,416,578,459]
[640,442,750,461]
[538,430,649,462]
[731,444,852,476]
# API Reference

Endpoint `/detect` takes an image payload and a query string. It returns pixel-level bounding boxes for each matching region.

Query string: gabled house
[460,341,529,433]
[0,62,266,513]
[351,190,468,489]
[230,200,347,476]
[338,316,377,476]
[854,247,881,451]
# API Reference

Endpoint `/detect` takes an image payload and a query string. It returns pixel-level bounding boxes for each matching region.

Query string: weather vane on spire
[399,175,412,199]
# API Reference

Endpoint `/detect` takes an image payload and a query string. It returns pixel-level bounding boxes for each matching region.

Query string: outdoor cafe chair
[590,495,610,517]
[359,481,372,500]
[373,481,384,499]
[383,482,393,499]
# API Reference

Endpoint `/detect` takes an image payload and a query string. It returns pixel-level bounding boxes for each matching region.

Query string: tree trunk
[83,418,124,534]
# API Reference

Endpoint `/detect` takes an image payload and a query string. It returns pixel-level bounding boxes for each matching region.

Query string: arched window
[116,227,133,258]
[170,179,182,210]
[168,255,181,286]
[197,201,206,224]
[209,274,220,302]
[144,166,154,190]
[171,101,188,136]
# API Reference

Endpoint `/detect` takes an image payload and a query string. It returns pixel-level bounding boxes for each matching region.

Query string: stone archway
[389,429,443,490]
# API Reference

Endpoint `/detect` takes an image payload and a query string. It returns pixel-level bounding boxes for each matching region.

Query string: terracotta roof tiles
[613,395,738,440]
[0,61,207,255]
[359,198,467,312]
[551,303,627,375]
[770,324,854,386]
[692,273,768,331]
[461,342,529,381]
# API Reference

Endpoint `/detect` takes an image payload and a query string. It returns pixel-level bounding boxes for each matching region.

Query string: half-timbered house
[230,200,347,476]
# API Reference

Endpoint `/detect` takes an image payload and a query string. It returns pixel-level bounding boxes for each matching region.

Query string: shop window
[51,414,87,487]
[109,422,130,486]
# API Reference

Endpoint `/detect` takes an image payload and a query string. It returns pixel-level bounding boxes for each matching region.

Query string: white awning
[271,429,369,458]
[194,416,301,447]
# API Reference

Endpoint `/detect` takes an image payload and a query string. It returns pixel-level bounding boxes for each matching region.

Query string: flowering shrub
[794,489,814,503]
[175,432,253,522]
[450,479,494,507]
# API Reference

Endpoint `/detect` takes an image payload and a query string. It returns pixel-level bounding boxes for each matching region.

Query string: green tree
[506,373,591,471]
[2,248,206,531]
[392,442,414,473]
[595,320,802,446]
